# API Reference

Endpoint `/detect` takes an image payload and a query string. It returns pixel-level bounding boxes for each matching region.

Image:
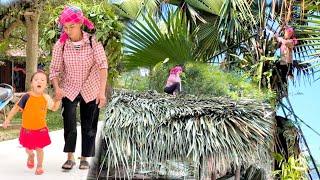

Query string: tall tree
[0,0,45,89]
[24,7,41,88]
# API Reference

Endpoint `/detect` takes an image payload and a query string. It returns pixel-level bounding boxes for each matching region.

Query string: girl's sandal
[27,154,35,169]
[35,167,44,175]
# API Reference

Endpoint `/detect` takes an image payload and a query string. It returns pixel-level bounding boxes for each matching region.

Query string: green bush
[153,63,274,101]
[114,69,150,91]
[115,62,275,102]
[273,153,308,180]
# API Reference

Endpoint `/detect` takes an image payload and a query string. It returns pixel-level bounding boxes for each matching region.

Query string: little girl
[164,65,183,95]
[275,26,298,79]
[3,71,61,175]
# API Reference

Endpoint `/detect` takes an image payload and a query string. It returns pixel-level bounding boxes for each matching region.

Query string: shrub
[115,62,275,102]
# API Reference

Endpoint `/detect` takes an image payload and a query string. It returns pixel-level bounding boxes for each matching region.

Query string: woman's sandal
[61,160,76,170]
[27,154,35,169]
[79,160,90,170]
[35,167,44,175]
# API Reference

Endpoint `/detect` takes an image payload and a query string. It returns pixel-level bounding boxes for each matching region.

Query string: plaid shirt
[49,32,108,103]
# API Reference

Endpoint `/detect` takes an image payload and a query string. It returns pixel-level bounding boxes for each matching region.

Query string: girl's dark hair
[30,70,48,82]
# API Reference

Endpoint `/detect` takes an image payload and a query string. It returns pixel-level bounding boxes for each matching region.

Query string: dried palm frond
[101,89,275,178]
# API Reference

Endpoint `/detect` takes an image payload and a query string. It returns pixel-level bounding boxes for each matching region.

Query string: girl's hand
[3,119,10,129]
[55,87,65,100]
[96,92,106,108]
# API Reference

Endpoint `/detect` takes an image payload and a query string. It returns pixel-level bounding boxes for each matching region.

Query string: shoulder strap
[62,43,65,52]
[89,35,93,49]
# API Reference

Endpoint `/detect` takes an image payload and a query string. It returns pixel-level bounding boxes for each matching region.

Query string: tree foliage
[0,0,47,88]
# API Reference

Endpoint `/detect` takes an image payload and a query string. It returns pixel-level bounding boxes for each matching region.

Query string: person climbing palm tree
[275,26,298,80]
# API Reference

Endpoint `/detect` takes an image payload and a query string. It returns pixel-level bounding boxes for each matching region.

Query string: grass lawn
[0,107,106,142]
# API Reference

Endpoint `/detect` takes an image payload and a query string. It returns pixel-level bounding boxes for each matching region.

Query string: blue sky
[282,76,320,163]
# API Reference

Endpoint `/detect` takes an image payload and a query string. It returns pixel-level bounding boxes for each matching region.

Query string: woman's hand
[96,91,106,108]
[55,87,65,100]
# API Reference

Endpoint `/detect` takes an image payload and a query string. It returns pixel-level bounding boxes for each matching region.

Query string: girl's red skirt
[19,127,51,150]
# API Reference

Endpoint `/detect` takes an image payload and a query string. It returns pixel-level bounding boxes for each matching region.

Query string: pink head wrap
[285,27,294,36]
[58,6,94,43]
[279,26,298,53]
[285,26,298,45]
[170,66,183,75]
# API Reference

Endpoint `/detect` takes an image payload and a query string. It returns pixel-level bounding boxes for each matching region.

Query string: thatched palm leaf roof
[102,90,274,178]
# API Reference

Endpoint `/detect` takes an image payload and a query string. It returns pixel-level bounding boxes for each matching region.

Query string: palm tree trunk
[24,11,40,90]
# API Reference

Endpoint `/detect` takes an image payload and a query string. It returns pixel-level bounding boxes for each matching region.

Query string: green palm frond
[193,19,222,60]
[184,0,224,15]
[124,9,196,70]
[184,3,207,24]
[298,0,320,11]
[110,0,159,19]
[289,2,320,82]
[218,0,256,45]
[293,60,314,85]
[294,13,320,59]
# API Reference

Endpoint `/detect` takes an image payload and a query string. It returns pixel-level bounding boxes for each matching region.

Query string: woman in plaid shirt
[49,6,108,170]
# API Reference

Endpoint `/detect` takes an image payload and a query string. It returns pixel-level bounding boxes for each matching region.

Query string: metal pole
[279,101,320,138]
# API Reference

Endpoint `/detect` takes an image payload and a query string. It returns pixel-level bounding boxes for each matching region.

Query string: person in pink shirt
[275,26,298,79]
[49,6,108,170]
[164,65,183,95]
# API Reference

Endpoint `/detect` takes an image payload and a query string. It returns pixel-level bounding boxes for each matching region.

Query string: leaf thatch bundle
[102,90,275,178]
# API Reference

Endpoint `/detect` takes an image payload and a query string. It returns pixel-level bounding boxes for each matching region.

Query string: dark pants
[277,62,293,84]
[62,94,99,157]
[164,82,181,95]
[287,63,293,77]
